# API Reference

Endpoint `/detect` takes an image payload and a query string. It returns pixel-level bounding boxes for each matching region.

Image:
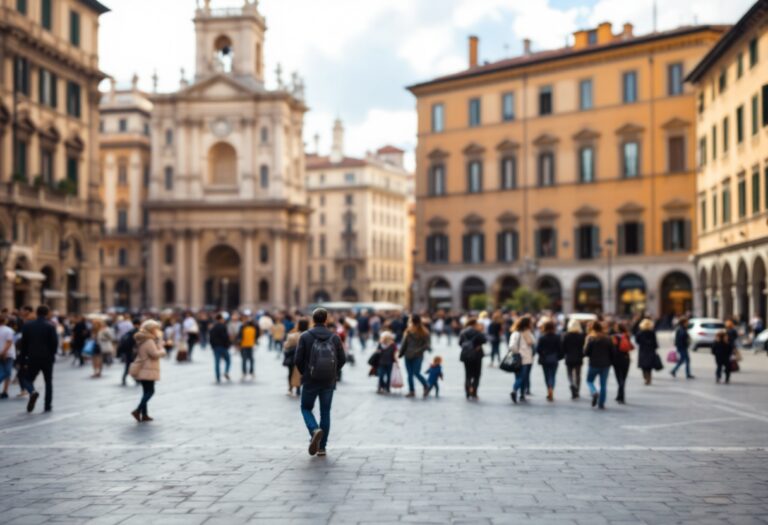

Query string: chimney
[596,21,613,44]
[330,119,344,163]
[523,38,532,55]
[468,36,479,68]
[622,23,634,39]
[131,73,139,92]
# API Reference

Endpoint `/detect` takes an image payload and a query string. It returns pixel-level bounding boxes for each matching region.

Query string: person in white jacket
[508,316,535,404]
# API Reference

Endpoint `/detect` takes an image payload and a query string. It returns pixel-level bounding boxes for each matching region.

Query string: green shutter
[592,226,600,259]
[574,227,581,259]
[683,220,692,251]
[38,69,45,104]
[662,221,670,252]
[617,224,625,256]
[534,229,541,258]
[41,0,52,29]
[51,74,57,108]
[552,229,558,258]
[70,10,80,46]
[17,0,27,14]
[637,223,644,254]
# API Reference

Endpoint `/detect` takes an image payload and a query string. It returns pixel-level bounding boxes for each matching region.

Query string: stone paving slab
[0,335,766,523]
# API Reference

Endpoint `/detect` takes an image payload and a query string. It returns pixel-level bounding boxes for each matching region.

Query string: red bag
[618,334,634,352]
[666,350,678,363]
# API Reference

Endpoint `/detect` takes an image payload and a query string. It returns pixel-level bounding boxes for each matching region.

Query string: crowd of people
[0,303,750,456]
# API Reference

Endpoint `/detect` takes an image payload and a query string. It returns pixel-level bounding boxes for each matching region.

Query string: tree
[505,286,550,313]
[469,293,489,311]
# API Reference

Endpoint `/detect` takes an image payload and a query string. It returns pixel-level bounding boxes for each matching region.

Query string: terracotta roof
[78,0,110,14]
[306,154,368,170]
[686,0,768,82]
[377,145,404,154]
[408,25,730,92]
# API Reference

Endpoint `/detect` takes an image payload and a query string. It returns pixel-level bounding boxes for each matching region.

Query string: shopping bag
[390,362,404,389]
[82,339,96,357]
[652,353,664,371]
[499,351,522,373]
[290,367,302,389]
[666,350,678,364]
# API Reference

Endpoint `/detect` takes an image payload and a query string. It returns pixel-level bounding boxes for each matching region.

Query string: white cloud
[398,26,465,78]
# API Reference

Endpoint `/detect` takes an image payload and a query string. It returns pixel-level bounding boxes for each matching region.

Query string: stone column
[273,230,286,308]
[148,234,162,308]
[242,229,255,308]
[190,231,202,309]
[129,152,142,227]
[175,232,187,307]
[732,285,741,320]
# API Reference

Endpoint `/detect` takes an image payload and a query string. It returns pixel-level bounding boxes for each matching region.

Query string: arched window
[258,279,269,302]
[214,35,234,73]
[260,164,269,188]
[164,243,174,264]
[164,166,173,190]
[163,279,175,305]
[208,142,237,185]
[259,244,268,264]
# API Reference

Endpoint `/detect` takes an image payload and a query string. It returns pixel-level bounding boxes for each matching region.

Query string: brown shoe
[405,392,415,398]
[141,415,154,422]
[131,410,141,422]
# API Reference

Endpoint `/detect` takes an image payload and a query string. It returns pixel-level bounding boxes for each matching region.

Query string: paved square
[0,335,766,524]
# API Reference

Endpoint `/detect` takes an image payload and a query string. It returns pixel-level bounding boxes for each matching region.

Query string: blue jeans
[513,364,531,394]
[137,380,155,416]
[0,358,14,384]
[377,363,392,391]
[240,347,254,375]
[542,363,558,389]
[213,346,231,382]
[300,384,334,449]
[587,366,610,407]
[404,357,427,393]
[490,340,501,364]
[671,349,692,377]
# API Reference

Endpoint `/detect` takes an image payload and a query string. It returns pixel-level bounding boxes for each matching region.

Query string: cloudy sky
[99,0,753,169]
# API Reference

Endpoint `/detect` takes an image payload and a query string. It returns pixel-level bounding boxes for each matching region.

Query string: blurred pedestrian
[584,321,613,410]
[713,330,734,384]
[635,318,660,385]
[562,319,586,399]
[237,318,258,380]
[0,315,16,399]
[424,355,444,398]
[508,316,535,404]
[18,306,58,413]
[488,311,503,367]
[283,318,307,396]
[536,320,563,402]
[459,317,487,400]
[670,318,694,379]
[399,314,431,398]
[209,314,232,383]
[375,331,397,394]
[129,320,167,422]
[611,322,634,404]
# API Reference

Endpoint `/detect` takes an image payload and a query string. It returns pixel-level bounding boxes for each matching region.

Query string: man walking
[294,308,346,457]
[183,312,200,361]
[18,305,58,413]
[209,314,232,383]
[671,317,694,379]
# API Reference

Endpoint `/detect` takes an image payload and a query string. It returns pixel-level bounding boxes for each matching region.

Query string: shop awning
[43,289,66,299]
[13,270,47,282]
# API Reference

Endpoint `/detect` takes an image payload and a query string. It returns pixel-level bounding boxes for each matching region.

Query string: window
[344,172,355,184]
[260,165,269,188]
[662,219,690,252]
[144,123,150,136]
[119,119,127,132]
[468,98,481,127]
[667,63,683,95]
[737,52,744,79]
[319,265,326,282]
[166,243,176,264]
[69,10,80,47]
[66,81,81,117]
[431,103,444,132]
[752,94,759,135]
[500,156,516,189]
[712,193,718,227]
[143,165,150,188]
[618,222,643,255]
[579,79,593,110]
[118,249,128,267]
[753,168,760,215]
[319,234,326,257]
[260,127,268,144]
[426,233,449,263]
[723,185,731,223]
[66,156,78,190]
[535,227,557,258]
[737,105,745,143]
[723,116,729,152]
[260,244,269,264]
[579,147,594,183]
[765,166,768,211]
[165,129,173,146]
[17,0,27,14]
[164,166,173,190]
[749,37,758,67]
[117,209,128,232]
[14,56,30,95]
[763,84,768,126]
[344,194,353,205]
[118,161,128,186]
[496,230,518,262]
[429,164,445,196]
[700,199,707,231]
[539,86,553,115]
[668,136,685,172]
[13,138,28,180]
[622,71,637,103]
[698,92,704,114]
[38,68,57,107]
[41,0,52,29]
[711,125,717,161]
[467,160,482,193]
[738,178,747,218]
[342,265,356,280]
[163,280,175,305]
[622,141,639,178]
[40,147,54,185]
[462,232,485,263]
[718,69,727,93]
[502,92,515,121]
[575,224,599,260]
[587,30,597,45]
[538,152,555,187]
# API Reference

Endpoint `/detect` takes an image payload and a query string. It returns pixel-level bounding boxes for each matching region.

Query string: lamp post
[0,239,13,310]
[604,238,615,315]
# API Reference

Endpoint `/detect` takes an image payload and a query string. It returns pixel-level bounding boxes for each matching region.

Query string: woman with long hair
[636,318,659,385]
[487,311,503,367]
[90,319,106,378]
[398,314,431,398]
[508,316,535,404]
[562,319,586,399]
[283,318,309,396]
[536,320,562,402]
[584,321,614,410]
[130,320,167,422]
[458,317,487,400]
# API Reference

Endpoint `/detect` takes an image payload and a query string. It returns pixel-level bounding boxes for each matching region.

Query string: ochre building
[0,0,108,313]
[687,0,768,322]
[408,22,728,318]
[146,0,309,311]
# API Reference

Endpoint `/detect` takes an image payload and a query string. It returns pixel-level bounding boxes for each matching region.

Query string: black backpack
[460,339,480,363]
[309,335,337,383]
[117,330,136,359]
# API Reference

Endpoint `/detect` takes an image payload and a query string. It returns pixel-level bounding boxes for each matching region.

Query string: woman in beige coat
[130,320,166,422]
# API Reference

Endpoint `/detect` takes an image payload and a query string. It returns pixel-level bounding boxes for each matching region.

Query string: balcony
[335,248,365,261]
[0,181,93,218]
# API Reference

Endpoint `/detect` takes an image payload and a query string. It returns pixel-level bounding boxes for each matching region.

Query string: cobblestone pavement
[0,334,767,524]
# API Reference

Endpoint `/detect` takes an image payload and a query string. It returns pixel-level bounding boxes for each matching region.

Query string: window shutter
[592,226,600,258]
[552,229,558,257]
[51,74,57,108]
[637,222,644,254]
[513,231,519,261]
[683,220,692,250]
[662,221,670,251]
[462,234,470,263]
[443,235,449,263]
[534,229,541,257]
[617,224,625,255]
[478,161,484,192]
[496,232,504,262]
[479,233,485,263]
[426,236,434,263]
[574,227,581,259]
[38,70,44,103]
[466,162,471,192]
[762,84,768,126]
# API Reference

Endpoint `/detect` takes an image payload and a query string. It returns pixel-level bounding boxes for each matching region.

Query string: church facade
[145,0,309,311]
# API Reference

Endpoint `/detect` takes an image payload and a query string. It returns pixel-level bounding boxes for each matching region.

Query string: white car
[688,318,725,350]
[753,329,768,350]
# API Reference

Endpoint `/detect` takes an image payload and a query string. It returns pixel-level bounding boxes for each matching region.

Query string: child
[424,356,444,398]
[376,331,397,394]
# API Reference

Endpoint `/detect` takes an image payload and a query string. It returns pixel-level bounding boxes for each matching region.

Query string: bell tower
[193,0,266,84]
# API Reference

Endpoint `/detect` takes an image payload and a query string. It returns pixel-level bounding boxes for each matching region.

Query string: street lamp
[0,239,13,310]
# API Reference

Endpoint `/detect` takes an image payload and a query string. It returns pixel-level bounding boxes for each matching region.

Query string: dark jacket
[713,341,733,364]
[19,316,58,363]
[584,335,613,368]
[635,330,659,370]
[674,325,690,351]
[488,321,502,343]
[562,332,586,366]
[377,343,397,366]
[458,327,487,360]
[294,326,346,387]
[209,322,231,348]
[536,333,563,366]
[399,331,430,360]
